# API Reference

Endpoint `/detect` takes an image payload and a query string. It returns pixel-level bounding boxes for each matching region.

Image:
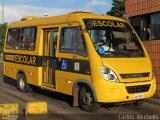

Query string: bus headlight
[100,67,119,82]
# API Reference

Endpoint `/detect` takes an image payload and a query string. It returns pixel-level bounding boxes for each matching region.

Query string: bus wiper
[121,51,130,57]
[127,49,145,57]
[112,50,130,57]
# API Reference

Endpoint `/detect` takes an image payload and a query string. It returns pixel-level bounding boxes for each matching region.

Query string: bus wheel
[17,74,31,92]
[133,100,145,106]
[3,75,9,81]
[79,86,101,112]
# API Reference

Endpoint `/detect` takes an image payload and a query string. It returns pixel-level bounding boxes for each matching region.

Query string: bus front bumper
[94,78,156,103]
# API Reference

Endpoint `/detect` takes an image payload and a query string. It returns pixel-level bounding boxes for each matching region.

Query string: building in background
[125,0,160,97]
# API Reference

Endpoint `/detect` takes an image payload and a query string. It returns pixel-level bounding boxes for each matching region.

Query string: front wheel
[79,86,101,112]
[17,74,32,92]
[133,100,146,106]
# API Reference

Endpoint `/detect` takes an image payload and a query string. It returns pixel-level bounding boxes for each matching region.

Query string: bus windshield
[84,19,145,58]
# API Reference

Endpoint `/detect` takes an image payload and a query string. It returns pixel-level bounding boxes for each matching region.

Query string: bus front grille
[126,84,150,94]
[120,72,150,79]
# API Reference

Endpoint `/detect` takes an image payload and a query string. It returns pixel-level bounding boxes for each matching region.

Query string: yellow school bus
[4,11,156,112]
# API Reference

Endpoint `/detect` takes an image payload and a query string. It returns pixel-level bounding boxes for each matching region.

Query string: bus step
[41,86,56,92]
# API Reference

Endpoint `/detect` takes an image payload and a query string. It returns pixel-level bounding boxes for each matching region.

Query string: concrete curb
[147,98,160,106]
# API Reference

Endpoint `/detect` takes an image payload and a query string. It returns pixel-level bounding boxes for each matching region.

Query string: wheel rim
[80,87,94,106]
[19,77,25,90]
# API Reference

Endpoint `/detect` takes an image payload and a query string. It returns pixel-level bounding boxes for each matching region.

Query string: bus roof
[9,11,126,28]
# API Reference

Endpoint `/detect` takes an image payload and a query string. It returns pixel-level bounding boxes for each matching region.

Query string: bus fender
[72,79,98,107]
[16,69,27,82]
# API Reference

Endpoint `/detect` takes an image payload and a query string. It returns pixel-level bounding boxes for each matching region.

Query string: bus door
[43,28,58,88]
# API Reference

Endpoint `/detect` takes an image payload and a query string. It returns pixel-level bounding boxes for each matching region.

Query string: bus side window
[60,27,87,56]
[53,31,58,54]
[20,27,37,51]
[6,29,20,50]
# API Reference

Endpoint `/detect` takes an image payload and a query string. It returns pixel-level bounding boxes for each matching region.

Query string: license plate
[133,93,144,100]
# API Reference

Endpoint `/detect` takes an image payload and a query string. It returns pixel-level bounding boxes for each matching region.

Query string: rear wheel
[79,86,101,112]
[17,73,32,92]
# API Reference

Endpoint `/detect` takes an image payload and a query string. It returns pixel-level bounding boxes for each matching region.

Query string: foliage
[0,56,3,61]
[107,0,125,18]
[0,23,8,53]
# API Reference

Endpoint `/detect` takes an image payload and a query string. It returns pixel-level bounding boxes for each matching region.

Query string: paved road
[0,63,160,120]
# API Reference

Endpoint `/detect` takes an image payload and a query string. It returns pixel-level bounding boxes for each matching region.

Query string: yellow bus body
[4,11,156,110]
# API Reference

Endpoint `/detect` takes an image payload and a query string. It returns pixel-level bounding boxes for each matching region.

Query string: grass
[0,56,3,62]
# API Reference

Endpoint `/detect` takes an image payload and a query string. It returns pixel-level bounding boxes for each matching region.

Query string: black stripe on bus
[4,53,91,75]
[4,53,43,67]
[56,58,91,75]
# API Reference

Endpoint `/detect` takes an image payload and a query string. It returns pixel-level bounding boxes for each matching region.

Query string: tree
[107,0,125,18]
[0,23,8,52]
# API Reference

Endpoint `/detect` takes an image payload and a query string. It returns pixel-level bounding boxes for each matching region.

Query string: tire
[78,86,101,112]
[3,75,9,81]
[17,73,32,92]
[133,100,145,106]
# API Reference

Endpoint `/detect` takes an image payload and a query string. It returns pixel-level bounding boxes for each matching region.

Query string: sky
[0,0,112,23]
